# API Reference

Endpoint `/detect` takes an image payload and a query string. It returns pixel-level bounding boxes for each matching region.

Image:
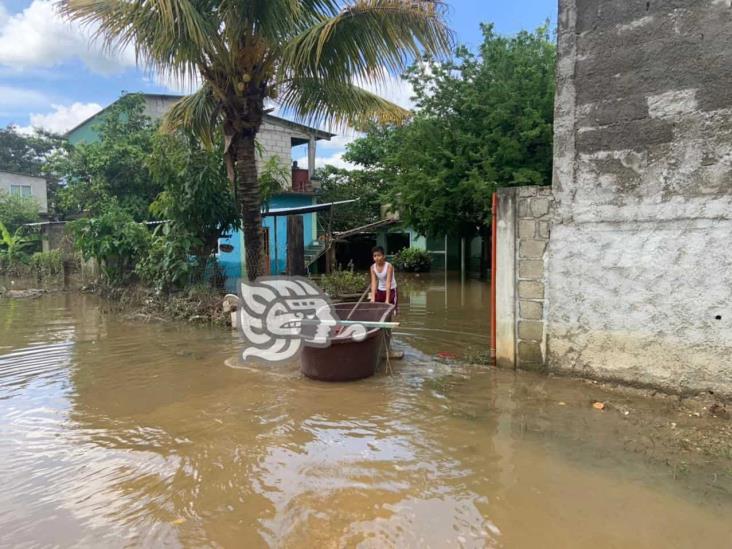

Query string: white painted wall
[0,171,48,213]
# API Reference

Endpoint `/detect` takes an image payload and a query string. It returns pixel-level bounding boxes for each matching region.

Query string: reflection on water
[0,280,730,547]
[394,274,489,357]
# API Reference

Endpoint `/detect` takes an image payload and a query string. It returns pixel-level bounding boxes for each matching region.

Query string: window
[10,185,32,198]
[386,232,410,255]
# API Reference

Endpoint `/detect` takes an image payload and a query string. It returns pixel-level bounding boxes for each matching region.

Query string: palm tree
[61,0,452,280]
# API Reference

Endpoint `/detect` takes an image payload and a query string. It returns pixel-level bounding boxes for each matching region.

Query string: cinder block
[519,260,544,279]
[520,300,543,320]
[519,239,547,259]
[518,220,537,239]
[517,199,530,218]
[531,198,550,217]
[518,280,544,299]
[538,221,550,239]
[518,341,543,363]
[519,321,544,341]
[519,186,538,198]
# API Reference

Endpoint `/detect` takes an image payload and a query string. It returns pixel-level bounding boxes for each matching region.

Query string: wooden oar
[300,319,400,329]
[345,284,371,321]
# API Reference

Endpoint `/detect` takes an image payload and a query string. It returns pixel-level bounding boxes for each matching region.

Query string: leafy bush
[0,220,38,267]
[148,131,239,257]
[0,190,40,233]
[319,270,368,297]
[135,225,200,292]
[69,203,149,284]
[29,250,63,279]
[393,248,432,273]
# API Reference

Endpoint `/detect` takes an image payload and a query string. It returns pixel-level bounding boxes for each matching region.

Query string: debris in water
[708,403,729,419]
[171,518,186,525]
[592,402,605,411]
[558,401,566,406]
[436,351,458,360]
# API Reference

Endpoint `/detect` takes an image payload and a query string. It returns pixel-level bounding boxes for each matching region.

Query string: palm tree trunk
[234,135,265,281]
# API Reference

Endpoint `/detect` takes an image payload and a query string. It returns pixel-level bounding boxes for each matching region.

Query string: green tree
[49,94,161,221]
[347,23,555,238]
[0,126,67,175]
[0,190,40,233]
[316,165,387,232]
[62,0,452,280]
[68,202,150,284]
[148,131,240,258]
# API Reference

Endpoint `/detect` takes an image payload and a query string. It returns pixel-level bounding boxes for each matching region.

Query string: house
[65,93,335,286]
[0,171,48,215]
[331,211,488,277]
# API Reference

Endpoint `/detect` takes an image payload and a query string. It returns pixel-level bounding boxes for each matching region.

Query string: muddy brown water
[1,275,730,547]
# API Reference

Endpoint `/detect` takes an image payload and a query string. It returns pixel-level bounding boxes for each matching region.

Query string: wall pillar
[495,186,554,369]
[307,137,317,178]
[495,188,517,368]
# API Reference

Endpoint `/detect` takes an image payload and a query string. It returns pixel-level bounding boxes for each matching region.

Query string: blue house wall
[218,193,317,291]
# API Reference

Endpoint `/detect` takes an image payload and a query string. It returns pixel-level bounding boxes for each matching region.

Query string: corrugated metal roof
[262,199,358,217]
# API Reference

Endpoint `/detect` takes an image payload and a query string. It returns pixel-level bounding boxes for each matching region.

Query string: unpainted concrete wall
[257,118,307,175]
[547,0,732,396]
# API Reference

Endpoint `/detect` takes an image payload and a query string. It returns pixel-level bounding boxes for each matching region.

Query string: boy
[369,246,398,309]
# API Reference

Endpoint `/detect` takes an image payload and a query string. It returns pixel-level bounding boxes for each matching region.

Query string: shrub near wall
[319,270,368,298]
[393,248,432,273]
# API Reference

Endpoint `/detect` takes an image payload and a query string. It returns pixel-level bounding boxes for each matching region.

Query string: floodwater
[1,275,730,548]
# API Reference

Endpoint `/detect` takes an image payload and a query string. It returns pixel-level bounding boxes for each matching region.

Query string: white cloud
[0,0,135,74]
[296,151,357,171]
[27,102,103,133]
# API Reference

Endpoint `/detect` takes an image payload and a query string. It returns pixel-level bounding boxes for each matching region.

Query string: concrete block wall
[495,186,554,370]
[547,0,732,396]
[257,118,297,175]
[515,186,553,369]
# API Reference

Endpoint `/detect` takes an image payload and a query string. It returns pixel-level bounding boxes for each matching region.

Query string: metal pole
[460,236,466,283]
[444,234,448,308]
[490,192,498,361]
[273,216,278,275]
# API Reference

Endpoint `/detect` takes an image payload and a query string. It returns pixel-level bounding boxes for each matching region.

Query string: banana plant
[0,221,38,265]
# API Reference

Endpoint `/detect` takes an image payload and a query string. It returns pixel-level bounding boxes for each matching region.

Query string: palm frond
[279,77,410,130]
[282,0,453,83]
[162,83,222,147]
[61,0,220,84]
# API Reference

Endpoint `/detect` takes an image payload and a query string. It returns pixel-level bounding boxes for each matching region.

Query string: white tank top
[373,262,397,291]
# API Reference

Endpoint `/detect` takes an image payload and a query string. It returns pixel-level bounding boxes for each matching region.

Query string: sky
[0,0,557,167]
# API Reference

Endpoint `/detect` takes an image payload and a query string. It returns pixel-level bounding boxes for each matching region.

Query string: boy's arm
[385,265,393,304]
[370,267,376,302]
